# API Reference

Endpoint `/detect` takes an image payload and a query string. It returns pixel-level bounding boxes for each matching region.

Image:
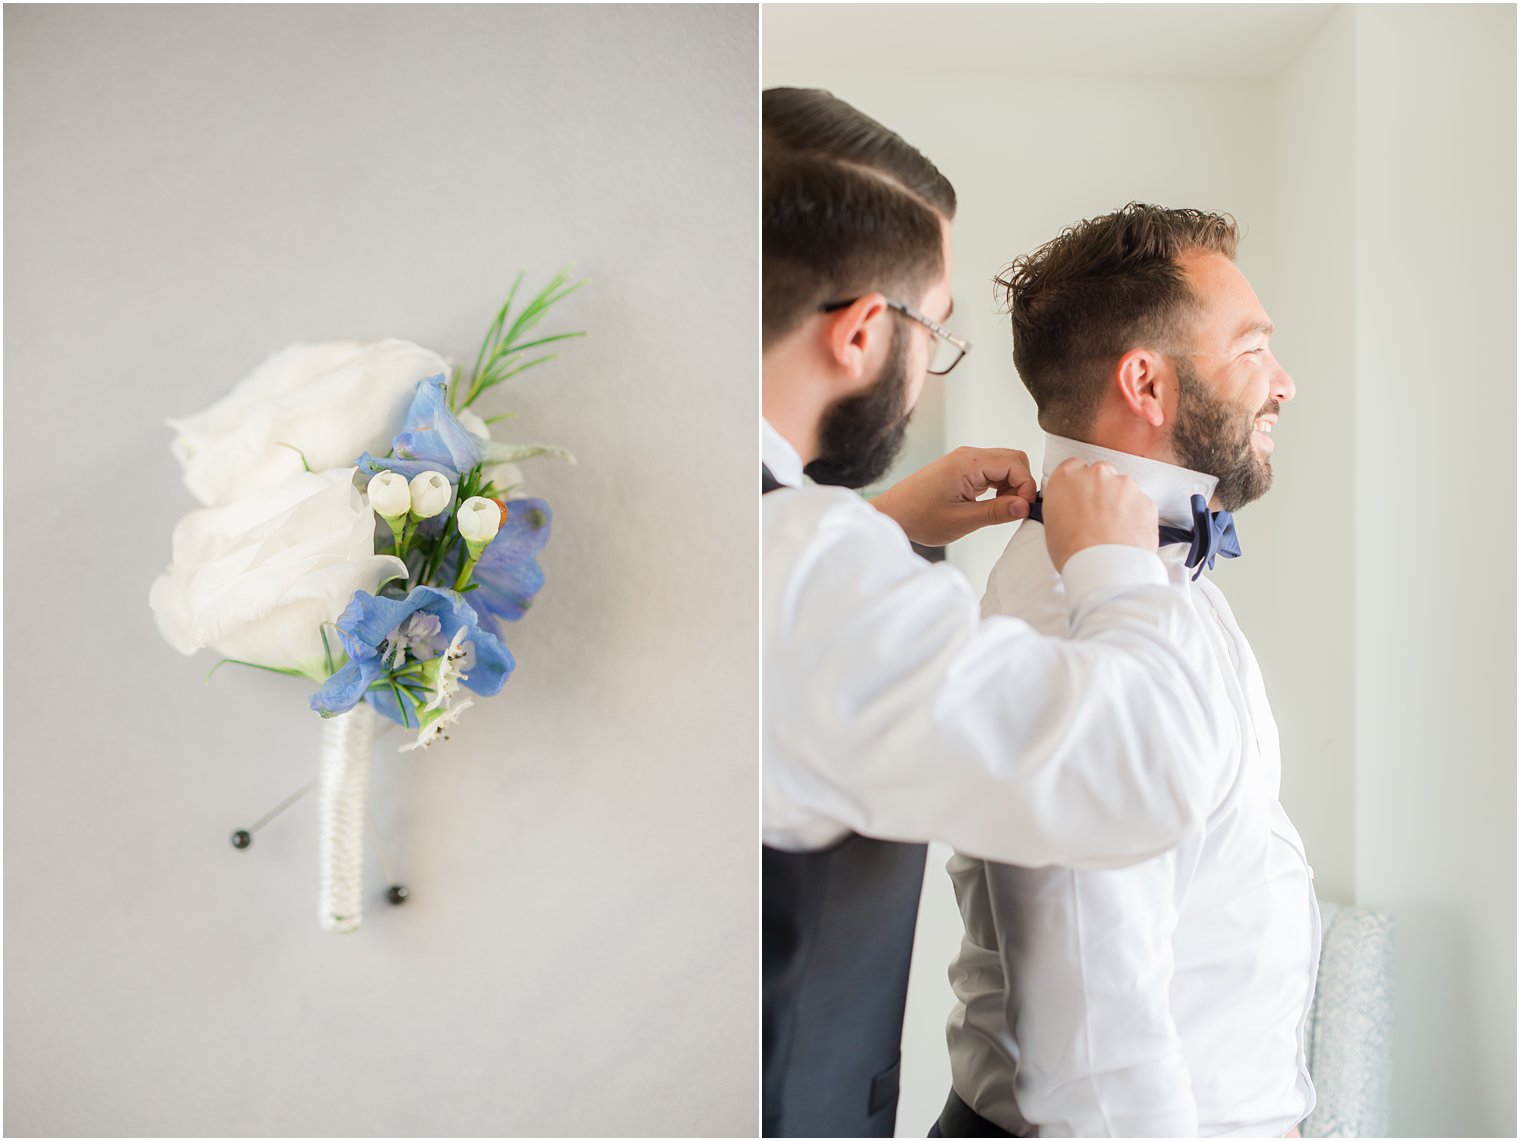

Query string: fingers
[990,485,1032,515]
[989,448,1037,503]
[992,494,1030,524]
[935,493,1028,545]
[966,495,1028,532]
[1041,459,1158,568]
[1050,457,1115,479]
[877,446,1041,546]
[954,447,1036,500]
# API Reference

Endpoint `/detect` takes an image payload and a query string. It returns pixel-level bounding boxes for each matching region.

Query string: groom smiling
[938,204,1318,1138]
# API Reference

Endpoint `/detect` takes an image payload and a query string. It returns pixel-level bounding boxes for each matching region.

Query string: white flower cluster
[364,471,500,551]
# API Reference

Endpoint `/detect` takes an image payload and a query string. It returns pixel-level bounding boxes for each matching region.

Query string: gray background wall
[4,5,758,1136]
[767,5,1516,1136]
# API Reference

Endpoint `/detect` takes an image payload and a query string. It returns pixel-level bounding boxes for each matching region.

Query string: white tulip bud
[457,496,502,546]
[408,471,453,519]
[367,471,413,519]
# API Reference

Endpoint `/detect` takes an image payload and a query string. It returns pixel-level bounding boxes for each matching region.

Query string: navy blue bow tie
[1027,492,1240,580]
[1158,494,1241,579]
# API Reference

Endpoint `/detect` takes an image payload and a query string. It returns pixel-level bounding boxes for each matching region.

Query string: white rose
[149,468,408,680]
[168,338,450,507]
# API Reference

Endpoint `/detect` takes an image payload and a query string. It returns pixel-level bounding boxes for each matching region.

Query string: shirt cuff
[1060,544,1168,608]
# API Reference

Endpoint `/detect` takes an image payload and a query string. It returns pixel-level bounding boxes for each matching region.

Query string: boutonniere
[151,273,583,932]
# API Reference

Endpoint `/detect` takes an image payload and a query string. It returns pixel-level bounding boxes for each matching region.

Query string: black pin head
[230,830,253,850]
[386,884,410,906]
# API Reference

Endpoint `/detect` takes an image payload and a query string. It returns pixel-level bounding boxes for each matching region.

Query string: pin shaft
[248,779,318,834]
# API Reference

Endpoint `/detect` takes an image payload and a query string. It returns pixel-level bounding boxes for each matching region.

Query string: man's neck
[1061,415,1219,509]
[761,346,829,467]
[1072,410,1177,469]
[760,403,816,469]
[761,418,806,488]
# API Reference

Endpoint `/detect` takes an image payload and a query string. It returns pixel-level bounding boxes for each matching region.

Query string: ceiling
[763,3,1340,83]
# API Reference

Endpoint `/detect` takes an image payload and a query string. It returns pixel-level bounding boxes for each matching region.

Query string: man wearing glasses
[762,88,1238,1137]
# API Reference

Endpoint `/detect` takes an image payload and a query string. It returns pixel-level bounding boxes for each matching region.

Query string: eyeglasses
[819,296,971,376]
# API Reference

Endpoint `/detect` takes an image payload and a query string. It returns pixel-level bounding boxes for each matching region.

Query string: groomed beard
[805,323,911,489]
[1170,357,1277,512]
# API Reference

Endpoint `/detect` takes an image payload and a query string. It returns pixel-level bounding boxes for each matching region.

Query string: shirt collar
[1041,434,1219,530]
[761,419,806,488]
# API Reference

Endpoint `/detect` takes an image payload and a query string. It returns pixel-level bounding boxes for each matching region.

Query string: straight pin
[230,779,317,849]
[367,808,410,905]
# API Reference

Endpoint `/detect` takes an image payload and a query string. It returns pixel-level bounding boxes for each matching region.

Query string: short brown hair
[763,88,956,348]
[999,203,1239,435]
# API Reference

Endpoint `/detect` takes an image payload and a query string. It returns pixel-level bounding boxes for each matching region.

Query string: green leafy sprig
[453,269,586,413]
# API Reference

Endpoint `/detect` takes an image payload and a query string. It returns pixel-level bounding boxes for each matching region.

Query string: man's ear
[1115,348,1169,428]
[822,293,890,386]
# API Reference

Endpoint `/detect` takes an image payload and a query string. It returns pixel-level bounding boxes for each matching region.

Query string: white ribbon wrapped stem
[318,705,379,933]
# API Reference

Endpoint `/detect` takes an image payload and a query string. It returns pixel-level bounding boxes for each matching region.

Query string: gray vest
[762,464,928,1137]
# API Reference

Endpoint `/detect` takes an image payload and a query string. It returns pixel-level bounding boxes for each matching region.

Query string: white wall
[1264,7,1517,1133]
[1251,5,1362,911]
[3,7,758,1136]
[767,4,1515,1136]
[1347,7,1516,1136]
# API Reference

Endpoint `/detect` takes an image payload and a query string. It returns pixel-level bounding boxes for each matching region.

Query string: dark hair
[999,203,1240,435]
[763,88,956,348]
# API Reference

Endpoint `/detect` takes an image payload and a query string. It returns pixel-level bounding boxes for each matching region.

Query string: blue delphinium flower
[449,498,552,637]
[356,375,482,482]
[310,585,514,728]
[358,375,574,486]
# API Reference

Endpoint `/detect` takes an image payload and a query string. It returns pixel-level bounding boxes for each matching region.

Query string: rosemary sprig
[454,269,586,413]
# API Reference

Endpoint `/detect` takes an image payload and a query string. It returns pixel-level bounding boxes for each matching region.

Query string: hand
[1040,458,1159,571]
[870,447,1038,547]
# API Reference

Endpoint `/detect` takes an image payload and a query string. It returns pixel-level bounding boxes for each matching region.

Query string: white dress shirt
[946,435,1320,1138]
[762,419,1241,865]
